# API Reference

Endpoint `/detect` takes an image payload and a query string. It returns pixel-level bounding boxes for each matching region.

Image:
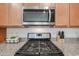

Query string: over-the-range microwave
[22,8,55,25]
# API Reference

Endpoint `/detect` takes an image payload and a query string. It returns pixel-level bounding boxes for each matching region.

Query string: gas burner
[14,33,64,56]
[14,40,64,56]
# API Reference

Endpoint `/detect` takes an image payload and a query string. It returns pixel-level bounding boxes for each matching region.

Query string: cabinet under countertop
[0,28,6,43]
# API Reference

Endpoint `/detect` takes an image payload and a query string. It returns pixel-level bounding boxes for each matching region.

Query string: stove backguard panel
[27,33,51,39]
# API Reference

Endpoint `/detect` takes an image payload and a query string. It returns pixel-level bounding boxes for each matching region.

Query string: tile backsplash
[7,28,79,38]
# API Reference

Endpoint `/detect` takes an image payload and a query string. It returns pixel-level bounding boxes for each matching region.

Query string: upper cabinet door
[0,4,8,26]
[40,3,55,8]
[8,3,22,26]
[23,3,40,7]
[55,3,69,27]
[23,3,55,9]
[70,4,79,27]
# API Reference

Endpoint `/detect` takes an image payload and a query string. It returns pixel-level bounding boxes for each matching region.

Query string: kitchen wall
[7,27,79,38]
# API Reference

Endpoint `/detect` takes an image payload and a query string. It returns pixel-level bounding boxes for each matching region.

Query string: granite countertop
[52,38,79,56]
[0,38,27,56]
[0,38,79,56]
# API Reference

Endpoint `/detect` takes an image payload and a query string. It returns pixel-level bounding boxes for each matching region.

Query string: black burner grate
[14,39,64,56]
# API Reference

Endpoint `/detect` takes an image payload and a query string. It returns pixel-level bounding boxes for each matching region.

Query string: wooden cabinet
[23,3,55,8]
[1,3,79,27]
[70,4,79,27]
[23,3,40,7]
[55,3,69,27]
[40,3,55,8]
[0,28,6,43]
[8,3,22,26]
[0,4,8,26]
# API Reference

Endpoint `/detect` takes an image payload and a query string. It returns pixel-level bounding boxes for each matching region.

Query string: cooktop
[14,39,64,56]
[14,33,64,56]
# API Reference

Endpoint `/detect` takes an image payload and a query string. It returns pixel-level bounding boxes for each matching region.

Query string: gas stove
[14,33,64,56]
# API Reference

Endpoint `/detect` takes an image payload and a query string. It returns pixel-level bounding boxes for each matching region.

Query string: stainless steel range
[14,33,64,56]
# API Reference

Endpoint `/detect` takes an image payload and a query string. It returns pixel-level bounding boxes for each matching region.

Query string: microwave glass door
[23,9,49,22]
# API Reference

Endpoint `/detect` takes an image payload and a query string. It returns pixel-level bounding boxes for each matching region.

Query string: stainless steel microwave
[22,8,55,25]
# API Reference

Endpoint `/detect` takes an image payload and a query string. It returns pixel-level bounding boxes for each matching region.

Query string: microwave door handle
[49,9,51,22]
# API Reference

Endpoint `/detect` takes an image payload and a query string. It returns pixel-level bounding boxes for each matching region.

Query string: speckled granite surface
[0,38,79,56]
[52,38,79,56]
